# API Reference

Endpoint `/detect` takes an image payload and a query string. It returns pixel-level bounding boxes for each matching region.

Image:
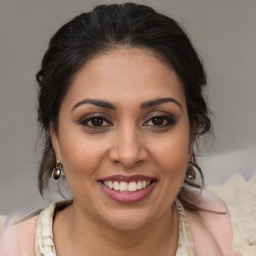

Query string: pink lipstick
[98,175,157,203]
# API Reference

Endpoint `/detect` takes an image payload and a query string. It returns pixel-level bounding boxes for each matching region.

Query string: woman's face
[52,48,192,230]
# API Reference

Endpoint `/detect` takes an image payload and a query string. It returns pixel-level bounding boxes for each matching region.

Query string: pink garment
[186,189,242,256]
[0,214,37,256]
[0,190,242,256]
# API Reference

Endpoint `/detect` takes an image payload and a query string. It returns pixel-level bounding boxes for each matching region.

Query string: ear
[192,121,199,137]
[188,121,199,160]
[50,122,62,162]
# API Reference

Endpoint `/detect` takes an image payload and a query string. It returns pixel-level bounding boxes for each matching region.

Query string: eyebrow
[71,99,116,112]
[141,97,183,112]
[71,97,182,112]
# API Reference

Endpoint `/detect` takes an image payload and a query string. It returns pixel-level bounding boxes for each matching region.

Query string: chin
[98,206,157,231]
[105,216,150,231]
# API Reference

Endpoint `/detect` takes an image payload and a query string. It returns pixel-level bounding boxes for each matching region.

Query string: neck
[53,201,179,256]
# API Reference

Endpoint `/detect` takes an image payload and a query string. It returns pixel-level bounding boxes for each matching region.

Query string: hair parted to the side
[37,3,211,210]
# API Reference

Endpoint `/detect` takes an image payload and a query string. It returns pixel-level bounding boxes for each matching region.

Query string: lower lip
[99,182,156,204]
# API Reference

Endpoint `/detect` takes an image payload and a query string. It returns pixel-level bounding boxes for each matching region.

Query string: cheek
[58,139,107,201]
[157,146,188,179]
[151,128,190,178]
[57,128,108,181]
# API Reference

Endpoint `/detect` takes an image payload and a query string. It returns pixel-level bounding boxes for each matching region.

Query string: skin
[51,48,193,256]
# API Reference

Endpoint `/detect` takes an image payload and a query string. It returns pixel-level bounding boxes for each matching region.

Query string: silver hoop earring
[52,161,63,180]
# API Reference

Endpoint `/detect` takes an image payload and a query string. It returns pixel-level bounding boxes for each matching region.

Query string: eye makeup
[78,112,113,129]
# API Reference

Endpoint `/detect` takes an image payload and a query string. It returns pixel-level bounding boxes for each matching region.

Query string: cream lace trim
[175,200,195,256]
[35,199,194,256]
[35,203,56,256]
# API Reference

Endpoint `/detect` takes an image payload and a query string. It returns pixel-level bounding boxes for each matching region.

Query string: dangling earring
[186,161,197,180]
[52,161,63,180]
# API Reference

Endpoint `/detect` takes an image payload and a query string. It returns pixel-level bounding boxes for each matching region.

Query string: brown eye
[90,117,104,126]
[79,114,112,128]
[143,114,177,128]
[152,117,164,126]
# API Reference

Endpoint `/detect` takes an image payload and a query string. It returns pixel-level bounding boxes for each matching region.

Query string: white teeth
[128,182,137,192]
[108,181,113,189]
[120,182,128,192]
[137,181,142,189]
[103,180,153,192]
[113,181,119,191]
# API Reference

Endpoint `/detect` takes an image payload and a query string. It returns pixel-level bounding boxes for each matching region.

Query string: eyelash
[78,113,177,129]
[143,114,177,127]
[78,113,112,128]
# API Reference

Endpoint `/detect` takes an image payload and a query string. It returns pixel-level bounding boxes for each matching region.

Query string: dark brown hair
[36,3,211,209]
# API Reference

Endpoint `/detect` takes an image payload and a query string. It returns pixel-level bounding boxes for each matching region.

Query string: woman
[0,3,242,255]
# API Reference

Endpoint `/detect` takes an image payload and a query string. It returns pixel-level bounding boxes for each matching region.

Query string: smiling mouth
[101,180,155,193]
[99,175,157,193]
[98,175,157,203]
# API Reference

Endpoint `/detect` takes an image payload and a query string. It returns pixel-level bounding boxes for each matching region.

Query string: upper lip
[99,175,157,183]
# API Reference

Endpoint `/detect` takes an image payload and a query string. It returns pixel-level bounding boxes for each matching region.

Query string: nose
[108,125,148,168]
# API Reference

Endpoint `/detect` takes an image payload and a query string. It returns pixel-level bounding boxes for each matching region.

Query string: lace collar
[35,199,195,256]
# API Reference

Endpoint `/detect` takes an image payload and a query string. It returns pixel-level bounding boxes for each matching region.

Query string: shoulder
[0,215,6,238]
[185,186,240,256]
[207,173,256,256]
[0,211,39,256]
[0,200,71,256]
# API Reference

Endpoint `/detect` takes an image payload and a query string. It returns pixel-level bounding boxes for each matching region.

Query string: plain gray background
[0,0,255,215]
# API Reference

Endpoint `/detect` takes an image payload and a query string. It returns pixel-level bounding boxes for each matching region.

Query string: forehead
[64,48,186,108]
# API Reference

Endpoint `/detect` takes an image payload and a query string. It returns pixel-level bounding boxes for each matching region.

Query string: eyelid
[143,112,177,126]
[78,112,113,125]
[144,111,176,121]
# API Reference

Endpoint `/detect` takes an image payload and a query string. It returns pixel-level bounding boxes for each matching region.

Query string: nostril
[108,136,148,167]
